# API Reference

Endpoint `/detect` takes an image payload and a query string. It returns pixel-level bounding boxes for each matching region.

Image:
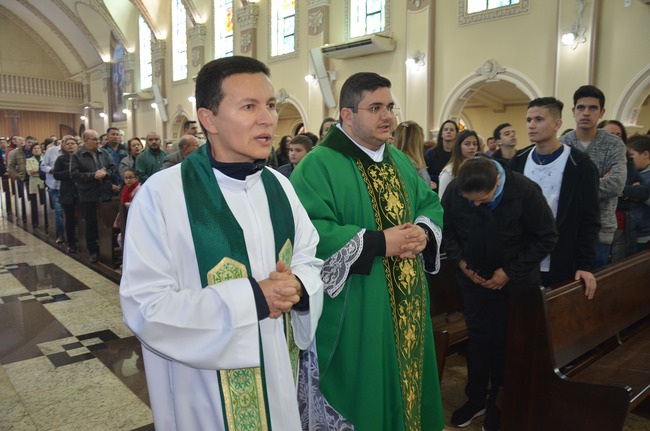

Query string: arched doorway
[275,89,307,148]
[437,60,541,146]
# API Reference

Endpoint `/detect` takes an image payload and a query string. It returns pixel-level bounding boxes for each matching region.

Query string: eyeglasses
[348,105,400,117]
[123,176,136,180]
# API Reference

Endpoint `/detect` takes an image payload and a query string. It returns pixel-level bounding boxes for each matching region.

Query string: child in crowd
[120,168,141,207]
[115,168,141,249]
[277,134,313,178]
[626,134,650,252]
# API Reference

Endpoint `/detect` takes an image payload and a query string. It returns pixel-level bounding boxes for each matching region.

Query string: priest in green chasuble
[292,72,445,431]
[120,56,323,431]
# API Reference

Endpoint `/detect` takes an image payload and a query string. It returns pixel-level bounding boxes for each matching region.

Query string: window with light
[350,0,385,38]
[172,0,188,81]
[215,0,234,59]
[139,16,152,89]
[271,0,296,56]
[467,0,520,14]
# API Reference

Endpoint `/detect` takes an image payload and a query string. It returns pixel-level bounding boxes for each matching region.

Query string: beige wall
[2,1,650,142]
[0,15,65,80]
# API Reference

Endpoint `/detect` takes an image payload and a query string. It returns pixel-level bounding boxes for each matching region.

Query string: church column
[99,63,111,132]
[554,0,599,127]
[236,4,259,57]
[122,52,136,135]
[306,0,333,128]
[405,0,434,136]
[189,24,207,71]
[152,40,168,139]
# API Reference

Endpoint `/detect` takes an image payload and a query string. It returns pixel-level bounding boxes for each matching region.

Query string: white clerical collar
[336,124,385,162]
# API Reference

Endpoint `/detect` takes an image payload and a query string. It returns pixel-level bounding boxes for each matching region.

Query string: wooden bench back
[544,251,650,368]
[427,256,464,317]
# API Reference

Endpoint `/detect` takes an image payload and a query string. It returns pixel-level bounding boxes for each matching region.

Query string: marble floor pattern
[1,216,649,430]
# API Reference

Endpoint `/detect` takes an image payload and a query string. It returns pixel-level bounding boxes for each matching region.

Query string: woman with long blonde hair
[394,120,433,188]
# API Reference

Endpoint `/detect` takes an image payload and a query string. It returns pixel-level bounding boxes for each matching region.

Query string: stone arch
[611,64,650,129]
[170,106,192,140]
[438,60,543,127]
[275,88,308,138]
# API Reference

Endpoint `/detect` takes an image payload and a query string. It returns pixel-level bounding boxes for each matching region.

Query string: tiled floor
[1,215,649,431]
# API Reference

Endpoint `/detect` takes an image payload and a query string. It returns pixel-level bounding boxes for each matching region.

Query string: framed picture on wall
[110,33,126,123]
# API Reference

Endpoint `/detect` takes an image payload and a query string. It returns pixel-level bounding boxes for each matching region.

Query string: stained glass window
[215,0,234,58]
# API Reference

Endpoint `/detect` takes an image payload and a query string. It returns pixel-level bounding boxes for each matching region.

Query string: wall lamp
[561,0,587,50]
[405,51,425,70]
[99,112,107,118]
[305,71,337,85]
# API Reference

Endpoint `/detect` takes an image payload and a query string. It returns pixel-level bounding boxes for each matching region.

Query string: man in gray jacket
[160,134,198,170]
[559,85,626,269]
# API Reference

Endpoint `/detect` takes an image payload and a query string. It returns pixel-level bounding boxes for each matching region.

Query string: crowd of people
[2,55,650,431]
[0,121,201,264]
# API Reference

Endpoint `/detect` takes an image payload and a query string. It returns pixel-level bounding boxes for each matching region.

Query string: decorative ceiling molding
[52,0,104,59]
[130,0,165,40]
[88,0,133,52]
[0,4,72,77]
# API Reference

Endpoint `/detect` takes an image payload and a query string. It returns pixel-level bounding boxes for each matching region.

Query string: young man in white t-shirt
[512,97,600,298]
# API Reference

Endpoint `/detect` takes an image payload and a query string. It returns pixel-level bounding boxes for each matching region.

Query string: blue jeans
[592,242,611,270]
[49,188,64,237]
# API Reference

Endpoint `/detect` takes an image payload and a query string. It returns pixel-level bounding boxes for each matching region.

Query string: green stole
[320,138,429,431]
[181,145,296,431]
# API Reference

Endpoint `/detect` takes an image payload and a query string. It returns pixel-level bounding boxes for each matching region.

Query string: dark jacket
[70,146,116,203]
[52,153,77,205]
[442,162,558,287]
[424,146,451,186]
[511,145,600,285]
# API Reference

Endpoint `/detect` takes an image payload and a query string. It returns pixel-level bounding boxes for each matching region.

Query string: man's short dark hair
[457,155,498,195]
[493,123,512,141]
[195,56,270,115]
[25,136,36,142]
[302,132,318,145]
[107,127,120,135]
[183,120,196,130]
[627,134,650,154]
[528,97,564,118]
[339,72,391,122]
[573,85,605,109]
[290,135,314,152]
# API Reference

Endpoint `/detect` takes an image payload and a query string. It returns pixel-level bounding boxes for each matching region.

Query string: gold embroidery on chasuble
[207,258,269,431]
[356,158,426,431]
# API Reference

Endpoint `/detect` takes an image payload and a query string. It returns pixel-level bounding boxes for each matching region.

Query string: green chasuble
[291,127,445,431]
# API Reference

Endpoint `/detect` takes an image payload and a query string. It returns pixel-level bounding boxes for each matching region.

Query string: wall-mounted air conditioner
[321,35,396,59]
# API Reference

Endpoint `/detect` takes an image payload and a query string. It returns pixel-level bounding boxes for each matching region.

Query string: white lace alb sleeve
[321,229,365,298]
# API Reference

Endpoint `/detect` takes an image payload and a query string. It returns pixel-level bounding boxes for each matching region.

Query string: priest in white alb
[120,56,324,431]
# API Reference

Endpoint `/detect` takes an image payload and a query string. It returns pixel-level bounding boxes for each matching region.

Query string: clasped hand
[459,260,510,290]
[258,260,302,319]
[384,222,428,260]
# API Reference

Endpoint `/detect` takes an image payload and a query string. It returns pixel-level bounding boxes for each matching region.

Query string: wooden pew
[427,256,467,380]
[97,198,122,268]
[502,251,650,431]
